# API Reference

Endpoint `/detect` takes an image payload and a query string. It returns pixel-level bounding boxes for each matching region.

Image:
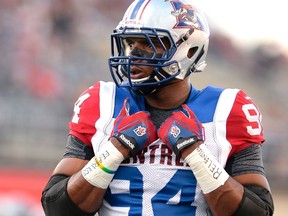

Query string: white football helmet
[109,0,210,94]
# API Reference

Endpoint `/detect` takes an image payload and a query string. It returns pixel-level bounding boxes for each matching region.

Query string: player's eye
[123,39,134,50]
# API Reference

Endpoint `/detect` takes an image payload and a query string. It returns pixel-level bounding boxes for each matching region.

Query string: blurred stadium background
[0,1,287,215]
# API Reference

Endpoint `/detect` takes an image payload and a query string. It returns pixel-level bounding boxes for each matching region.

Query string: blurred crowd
[0,0,130,166]
[0,0,287,209]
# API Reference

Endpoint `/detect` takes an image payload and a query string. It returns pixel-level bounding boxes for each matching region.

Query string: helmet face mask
[109,0,210,94]
[109,27,179,91]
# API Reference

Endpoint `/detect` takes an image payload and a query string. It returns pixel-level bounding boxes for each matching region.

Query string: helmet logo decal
[170,0,202,29]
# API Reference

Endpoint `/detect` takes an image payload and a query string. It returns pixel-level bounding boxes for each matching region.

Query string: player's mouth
[130,66,145,79]
[130,66,150,83]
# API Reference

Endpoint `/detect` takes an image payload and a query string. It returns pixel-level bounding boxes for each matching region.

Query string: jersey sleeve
[226,90,265,155]
[68,82,101,147]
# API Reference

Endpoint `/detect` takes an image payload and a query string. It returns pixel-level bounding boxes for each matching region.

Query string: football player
[41,0,274,215]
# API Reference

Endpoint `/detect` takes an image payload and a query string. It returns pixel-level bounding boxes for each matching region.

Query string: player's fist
[112,98,157,156]
[158,104,204,156]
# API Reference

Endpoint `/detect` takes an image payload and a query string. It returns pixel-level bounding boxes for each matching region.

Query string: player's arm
[181,142,273,216]
[41,136,129,215]
[41,98,157,215]
[158,104,274,216]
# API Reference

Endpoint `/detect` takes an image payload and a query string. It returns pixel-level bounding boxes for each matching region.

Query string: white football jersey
[69,81,264,216]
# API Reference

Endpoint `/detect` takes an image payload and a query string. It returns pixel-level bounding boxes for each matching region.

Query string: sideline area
[0,167,51,216]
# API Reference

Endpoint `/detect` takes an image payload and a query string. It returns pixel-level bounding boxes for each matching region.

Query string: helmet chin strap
[131,76,150,83]
[131,67,175,95]
[188,45,205,74]
[134,86,157,95]
[130,70,159,95]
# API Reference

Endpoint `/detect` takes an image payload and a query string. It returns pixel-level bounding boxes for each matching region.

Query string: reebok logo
[120,134,135,149]
[177,137,195,149]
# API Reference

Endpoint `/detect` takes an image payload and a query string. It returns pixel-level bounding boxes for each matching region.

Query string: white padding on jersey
[213,88,240,166]
[92,81,116,152]
[185,144,229,194]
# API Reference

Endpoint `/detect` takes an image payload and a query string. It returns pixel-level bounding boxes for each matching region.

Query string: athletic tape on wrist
[81,141,124,189]
[185,144,229,194]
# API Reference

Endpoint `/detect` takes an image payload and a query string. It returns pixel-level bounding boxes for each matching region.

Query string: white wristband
[82,141,124,189]
[185,144,229,194]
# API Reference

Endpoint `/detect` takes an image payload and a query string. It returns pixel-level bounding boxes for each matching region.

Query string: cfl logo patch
[170,125,180,138]
[133,126,146,136]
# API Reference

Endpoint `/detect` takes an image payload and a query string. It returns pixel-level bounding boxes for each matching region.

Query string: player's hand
[111,98,157,156]
[158,104,204,157]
